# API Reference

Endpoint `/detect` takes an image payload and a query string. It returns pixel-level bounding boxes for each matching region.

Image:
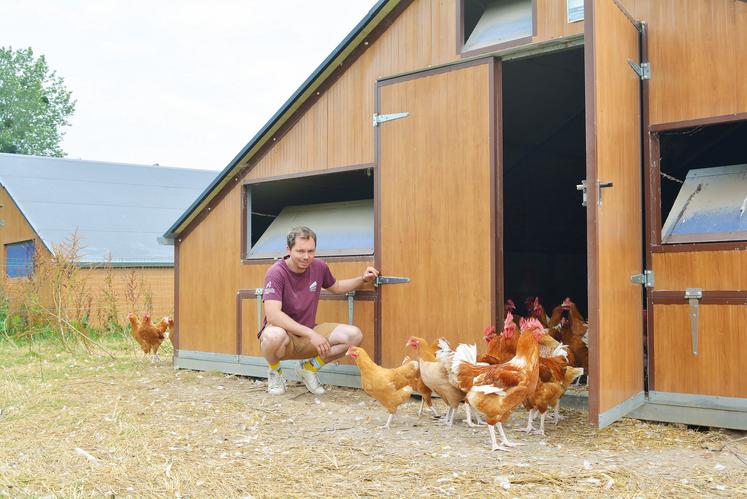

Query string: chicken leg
[379,413,394,430]
[518,408,536,433]
[488,425,511,452]
[497,422,523,447]
[533,411,547,436]
[552,400,565,425]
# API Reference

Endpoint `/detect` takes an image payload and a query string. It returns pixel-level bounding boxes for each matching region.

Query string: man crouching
[259,225,379,395]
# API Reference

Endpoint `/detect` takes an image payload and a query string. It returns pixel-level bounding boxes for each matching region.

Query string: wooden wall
[622,0,747,125]
[652,251,746,290]
[652,304,747,398]
[651,250,747,398]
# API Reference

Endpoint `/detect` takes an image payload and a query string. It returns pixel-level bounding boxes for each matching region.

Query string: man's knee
[332,324,362,345]
[261,326,289,350]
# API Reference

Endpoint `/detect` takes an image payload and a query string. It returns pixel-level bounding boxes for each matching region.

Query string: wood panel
[653,304,747,398]
[535,0,584,40]
[248,0,587,182]
[378,63,492,368]
[737,0,747,113]
[653,251,747,291]
[586,0,644,422]
[84,267,174,326]
[645,0,740,125]
[178,187,243,354]
[247,92,329,179]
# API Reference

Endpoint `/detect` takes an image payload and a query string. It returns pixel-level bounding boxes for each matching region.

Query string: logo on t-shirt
[265,281,275,294]
[309,281,317,292]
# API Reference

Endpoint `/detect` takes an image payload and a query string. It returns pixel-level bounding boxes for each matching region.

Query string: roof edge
[162,0,399,241]
[0,181,55,256]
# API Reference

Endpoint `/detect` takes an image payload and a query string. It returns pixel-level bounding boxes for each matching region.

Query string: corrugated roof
[0,153,217,265]
[161,0,399,241]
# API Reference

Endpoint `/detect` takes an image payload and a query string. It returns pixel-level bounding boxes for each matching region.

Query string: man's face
[288,236,316,271]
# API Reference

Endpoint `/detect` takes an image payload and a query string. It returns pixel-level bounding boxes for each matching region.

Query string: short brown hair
[287,226,317,249]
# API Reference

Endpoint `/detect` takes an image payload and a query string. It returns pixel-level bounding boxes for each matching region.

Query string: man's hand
[308,330,331,357]
[361,266,380,284]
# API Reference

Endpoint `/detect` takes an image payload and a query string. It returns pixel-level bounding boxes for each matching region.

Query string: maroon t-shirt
[260,257,336,335]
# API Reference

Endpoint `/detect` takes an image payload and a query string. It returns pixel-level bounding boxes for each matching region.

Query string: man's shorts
[259,322,340,360]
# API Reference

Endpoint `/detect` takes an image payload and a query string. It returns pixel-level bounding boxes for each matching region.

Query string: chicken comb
[526,317,544,329]
[502,312,516,338]
[483,325,497,337]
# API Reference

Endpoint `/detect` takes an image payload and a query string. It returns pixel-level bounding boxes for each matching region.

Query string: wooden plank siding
[621,0,747,126]
[377,62,492,367]
[652,251,746,291]
[652,304,747,398]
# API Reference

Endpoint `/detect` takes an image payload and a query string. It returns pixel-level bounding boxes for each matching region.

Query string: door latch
[576,180,588,207]
[630,270,655,288]
[684,288,702,356]
[374,276,411,287]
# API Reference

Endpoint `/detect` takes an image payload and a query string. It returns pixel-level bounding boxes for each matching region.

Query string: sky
[1,0,376,171]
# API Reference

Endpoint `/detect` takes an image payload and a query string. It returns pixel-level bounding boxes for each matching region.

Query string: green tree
[0,46,75,157]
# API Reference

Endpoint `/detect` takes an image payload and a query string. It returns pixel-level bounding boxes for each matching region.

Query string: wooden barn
[0,153,216,325]
[162,0,747,430]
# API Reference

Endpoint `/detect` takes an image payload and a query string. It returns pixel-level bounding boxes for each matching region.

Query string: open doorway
[502,47,587,320]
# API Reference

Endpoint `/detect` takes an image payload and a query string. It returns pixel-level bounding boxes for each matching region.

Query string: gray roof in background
[0,153,217,265]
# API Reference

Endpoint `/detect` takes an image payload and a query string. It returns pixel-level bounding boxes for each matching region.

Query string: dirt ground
[1,337,745,498]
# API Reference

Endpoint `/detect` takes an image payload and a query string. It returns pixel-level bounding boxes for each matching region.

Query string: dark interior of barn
[658,120,747,232]
[501,47,588,319]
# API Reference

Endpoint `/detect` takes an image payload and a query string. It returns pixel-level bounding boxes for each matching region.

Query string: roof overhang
[162,0,401,242]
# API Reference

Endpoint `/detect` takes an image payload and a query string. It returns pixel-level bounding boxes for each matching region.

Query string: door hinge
[685,288,702,356]
[627,59,650,80]
[630,270,654,288]
[374,276,411,287]
[373,112,409,127]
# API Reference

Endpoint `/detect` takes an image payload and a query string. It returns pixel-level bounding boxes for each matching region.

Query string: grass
[1,335,746,497]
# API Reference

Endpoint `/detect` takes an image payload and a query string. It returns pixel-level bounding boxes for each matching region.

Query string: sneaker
[267,368,286,395]
[295,361,325,395]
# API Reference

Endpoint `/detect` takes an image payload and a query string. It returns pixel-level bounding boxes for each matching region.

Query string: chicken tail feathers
[452,343,477,372]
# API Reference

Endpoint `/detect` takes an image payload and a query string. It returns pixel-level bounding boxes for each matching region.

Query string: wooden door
[585,0,645,427]
[376,61,495,367]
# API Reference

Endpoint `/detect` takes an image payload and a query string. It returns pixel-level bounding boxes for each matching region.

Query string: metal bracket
[630,270,655,288]
[255,288,264,333]
[598,181,614,205]
[685,288,703,356]
[374,276,411,287]
[373,112,409,127]
[576,180,588,207]
[627,59,651,80]
[346,291,355,325]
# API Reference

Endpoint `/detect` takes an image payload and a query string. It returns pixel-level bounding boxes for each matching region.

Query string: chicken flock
[127,312,175,362]
[347,297,589,451]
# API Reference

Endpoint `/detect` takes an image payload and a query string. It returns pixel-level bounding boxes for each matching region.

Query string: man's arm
[264,300,330,355]
[326,266,379,294]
